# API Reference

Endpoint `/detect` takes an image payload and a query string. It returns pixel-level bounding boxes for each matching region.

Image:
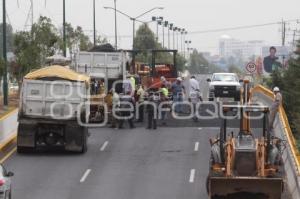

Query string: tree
[133,24,186,72]
[188,49,209,73]
[280,40,300,138]
[13,16,61,83]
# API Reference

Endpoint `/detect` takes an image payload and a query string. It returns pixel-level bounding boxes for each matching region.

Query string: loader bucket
[208,177,283,199]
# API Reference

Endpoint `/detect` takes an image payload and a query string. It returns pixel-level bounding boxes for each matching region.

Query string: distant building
[219,35,265,61]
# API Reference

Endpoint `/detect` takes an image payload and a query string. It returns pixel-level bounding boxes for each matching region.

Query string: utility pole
[93,0,96,46]
[281,20,286,46]
[2,0,8,106]
[114,0,117,49]
[63,0,66,57]
[132,19,136,49]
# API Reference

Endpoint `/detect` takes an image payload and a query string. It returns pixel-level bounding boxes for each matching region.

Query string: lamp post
[185,40,191,59]
[180,28,185,53]
[172,27,177,50]
[104,6,163,49]
[63,0,66,57]
[152,16,163,42]
[2,0,8,106]
[93,0,96,46]
[177,28,181,50]
[114,0,117,49]
[168,23,173,49]
[163,21,168,49]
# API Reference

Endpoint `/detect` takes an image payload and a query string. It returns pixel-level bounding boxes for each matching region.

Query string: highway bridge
[1,75,295,199]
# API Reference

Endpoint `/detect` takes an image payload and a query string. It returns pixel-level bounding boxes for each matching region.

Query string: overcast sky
[4,0,300,54]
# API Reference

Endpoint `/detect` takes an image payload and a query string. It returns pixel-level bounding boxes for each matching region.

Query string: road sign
[246,62,256,73]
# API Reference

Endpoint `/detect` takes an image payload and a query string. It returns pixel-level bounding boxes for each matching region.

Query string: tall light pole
[93,0,96,46]
[104,6,163,49]
[152,16,163,42]
[114,0,117,49]
[185,40,191,59]
[63,0,66,57]
[2,0,8,106]
[172,27,177,50]
[163,21,168,49]
[177,28,181,50]
[168,23,173,49]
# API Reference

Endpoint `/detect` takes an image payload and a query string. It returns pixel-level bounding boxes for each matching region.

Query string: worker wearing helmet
[171,77,185,114]
[269,87,282,130]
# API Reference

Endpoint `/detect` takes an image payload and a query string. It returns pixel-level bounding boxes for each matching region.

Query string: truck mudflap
[17,119,37,148]
[208,176,283,199]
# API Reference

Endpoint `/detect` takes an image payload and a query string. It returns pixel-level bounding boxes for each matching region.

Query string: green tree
[280,40,300,138]
[188,49,209,73]
[13,16,60,83]
[133,24,186,72]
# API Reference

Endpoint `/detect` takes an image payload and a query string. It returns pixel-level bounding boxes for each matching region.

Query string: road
[3,74,291,199]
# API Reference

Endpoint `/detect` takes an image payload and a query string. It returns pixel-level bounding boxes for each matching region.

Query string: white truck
[207,73,242,101]
[17,65,90,153]
[75,51,127,92]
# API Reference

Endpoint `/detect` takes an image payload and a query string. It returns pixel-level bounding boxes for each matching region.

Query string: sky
[3,0,300,55]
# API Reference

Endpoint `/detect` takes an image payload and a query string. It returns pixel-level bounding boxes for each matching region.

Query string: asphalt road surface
[3,74,291,199]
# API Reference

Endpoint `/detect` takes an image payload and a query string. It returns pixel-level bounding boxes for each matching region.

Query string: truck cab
[207,73,242,101]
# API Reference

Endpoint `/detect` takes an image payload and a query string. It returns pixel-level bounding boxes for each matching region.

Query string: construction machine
[207,80,285,199]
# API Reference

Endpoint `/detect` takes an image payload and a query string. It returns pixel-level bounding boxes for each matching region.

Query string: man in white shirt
[269,87,283,130]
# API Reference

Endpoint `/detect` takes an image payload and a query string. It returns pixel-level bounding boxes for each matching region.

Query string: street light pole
[2,0,8,106]
[93,0,96,46]
[114,0,117,49]
[173,27,176,50]
[63,0,66,57]
[132,19,136,49]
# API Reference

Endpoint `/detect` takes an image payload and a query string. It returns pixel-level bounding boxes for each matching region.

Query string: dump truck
[74,48,128,122]
[207,80,285,199]
[17,65,90,153]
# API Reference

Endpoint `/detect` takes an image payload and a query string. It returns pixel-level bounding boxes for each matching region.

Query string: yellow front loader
[207,80,285,199]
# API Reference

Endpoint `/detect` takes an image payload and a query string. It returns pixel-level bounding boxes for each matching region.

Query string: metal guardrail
[252,85,300,175]
[252,85,300,199]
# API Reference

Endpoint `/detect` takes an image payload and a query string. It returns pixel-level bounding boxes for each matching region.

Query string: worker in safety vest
[269,87,282,130]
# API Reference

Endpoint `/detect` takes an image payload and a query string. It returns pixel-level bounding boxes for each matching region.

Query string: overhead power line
[188,19,300,35]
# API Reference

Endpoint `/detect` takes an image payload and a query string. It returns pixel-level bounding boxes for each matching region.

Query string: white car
[0,164,13,199]
[207,73,242,101]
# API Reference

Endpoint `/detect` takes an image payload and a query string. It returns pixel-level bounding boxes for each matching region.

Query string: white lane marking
[189,169,196,183]
[194,142,199,152]
[100,141,109,151]
[198,127,202,130]
[80,169,91,183]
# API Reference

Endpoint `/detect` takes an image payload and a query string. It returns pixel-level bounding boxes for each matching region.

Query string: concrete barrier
[0,108,18,150]
[252,85,300,199]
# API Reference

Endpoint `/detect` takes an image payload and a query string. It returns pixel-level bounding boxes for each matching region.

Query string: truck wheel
[209,97,214,101]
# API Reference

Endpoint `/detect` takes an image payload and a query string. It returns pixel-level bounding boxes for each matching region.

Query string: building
[219,35,265,61]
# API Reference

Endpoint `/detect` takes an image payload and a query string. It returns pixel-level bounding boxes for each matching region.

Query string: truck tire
[209,97,214,101]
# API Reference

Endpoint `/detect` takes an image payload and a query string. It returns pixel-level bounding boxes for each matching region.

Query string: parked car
[0,164,14,199]
[207,73,242,101]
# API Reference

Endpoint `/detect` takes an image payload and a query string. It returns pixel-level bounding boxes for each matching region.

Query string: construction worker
[146,92,159,129]
[159,85,169,125]
[269,87,282,130]
[171,77,185,113]
[118,91,135,129]
[111,89,120,128]
[136,85,145,122]
[189,76,202,121]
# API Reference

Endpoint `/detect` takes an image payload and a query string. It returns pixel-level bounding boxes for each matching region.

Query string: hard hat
[161,76,166,81]
[176,77,182,81]
[273,87,280,92]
